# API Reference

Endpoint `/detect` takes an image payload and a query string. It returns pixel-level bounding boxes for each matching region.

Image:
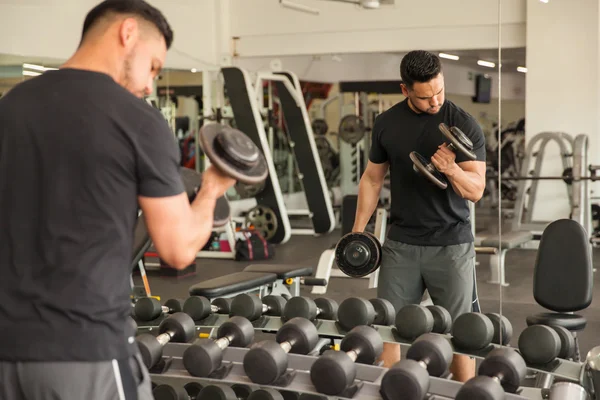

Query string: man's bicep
[138,193,190,254]
[365,160,390,183]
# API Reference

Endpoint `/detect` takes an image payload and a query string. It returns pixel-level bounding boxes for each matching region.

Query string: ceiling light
[539,0,549,3]
[191,68,198,73]
[439,53,459,61]
[23,71,41,77]
[279,0,319,15]
[477,60,496,68]
[517,66,527,73]
[360,0,380,9]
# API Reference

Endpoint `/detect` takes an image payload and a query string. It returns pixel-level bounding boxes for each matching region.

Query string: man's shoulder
[444,100,478,125]
[375,99,407,125]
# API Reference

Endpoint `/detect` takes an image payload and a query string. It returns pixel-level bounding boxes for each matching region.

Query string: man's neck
[406,98,422,114]
[61,45,119,82]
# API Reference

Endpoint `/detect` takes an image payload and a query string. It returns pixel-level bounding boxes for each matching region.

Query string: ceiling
[436,47,527,71]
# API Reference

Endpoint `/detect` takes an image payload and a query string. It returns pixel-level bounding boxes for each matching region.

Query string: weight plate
[370,298,395,326]
[427,305,452,334]
[235,180,266,199]
[338,115,366,145]
[438,123,476,160]
[478,348,527,393]
[410,151,448,190]
[484,313,513,345]
[334,232,381,278]
[311,119,329,136]
[199,123,269,185]
[244,205,278,241]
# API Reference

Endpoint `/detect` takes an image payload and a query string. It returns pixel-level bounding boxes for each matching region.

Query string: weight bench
[188,271,278,300]
[476,230,533,286]
[243,264,326,298]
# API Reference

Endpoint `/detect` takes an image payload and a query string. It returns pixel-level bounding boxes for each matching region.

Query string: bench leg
[311,248,335,295]
[263,280,294,299]
[488,249,510,286]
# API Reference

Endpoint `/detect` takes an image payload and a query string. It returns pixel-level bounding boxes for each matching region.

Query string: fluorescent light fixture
[23,71,41,77]
[279,0,319,15]
[477,60,496,68]
[540,0,549,3]
[360,0,380,9]
[22,63,57,72]
[191,68,198,73]
[439,53,459,61]
[517,66,527,73]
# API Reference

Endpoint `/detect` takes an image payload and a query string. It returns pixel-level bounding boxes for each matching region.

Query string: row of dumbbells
[139,311,528,400]
[152,381,322,400]
[134,294,577,370]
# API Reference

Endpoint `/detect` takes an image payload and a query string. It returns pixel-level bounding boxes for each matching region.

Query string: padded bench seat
[243,264,314,279]
[480,230,533,249]
[188,271,277,298]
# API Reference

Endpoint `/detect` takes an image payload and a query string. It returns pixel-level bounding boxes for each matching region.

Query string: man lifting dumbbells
[351,50,486,380]
[0,1,269,399]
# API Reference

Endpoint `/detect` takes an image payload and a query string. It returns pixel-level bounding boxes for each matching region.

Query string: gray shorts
[0,350,153,400]
[377,239,479,321]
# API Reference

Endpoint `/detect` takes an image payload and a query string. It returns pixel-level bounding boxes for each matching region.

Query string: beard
[120,56,144,98]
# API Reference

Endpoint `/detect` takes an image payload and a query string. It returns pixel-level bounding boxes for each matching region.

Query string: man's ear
[400,83,409,97]
[118,17,140,49]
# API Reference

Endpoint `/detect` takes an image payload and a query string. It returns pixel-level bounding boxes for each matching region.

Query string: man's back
[0,69,182,362]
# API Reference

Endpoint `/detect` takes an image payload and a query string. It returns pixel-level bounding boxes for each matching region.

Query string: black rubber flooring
[136,218,600,359]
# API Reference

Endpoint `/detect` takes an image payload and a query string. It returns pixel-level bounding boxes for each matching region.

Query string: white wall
[229,0,526,57]
[233,53,526,101]
[525,0,599,222]
[0,0,221,69]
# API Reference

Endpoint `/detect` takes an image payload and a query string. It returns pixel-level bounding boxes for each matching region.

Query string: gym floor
[136,210,600,358]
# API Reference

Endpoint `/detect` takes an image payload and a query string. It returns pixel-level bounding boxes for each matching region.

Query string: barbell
[487,167,600,185]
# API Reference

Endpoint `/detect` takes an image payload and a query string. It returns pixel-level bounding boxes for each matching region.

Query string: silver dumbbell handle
[347,348,361,363]
[156,330,175,346]
[261,304,269,313]
[160,306,169,314]
[280,336,298,353]
[211,305,219,313]
[215,334,234,350]
[417,357,430,370]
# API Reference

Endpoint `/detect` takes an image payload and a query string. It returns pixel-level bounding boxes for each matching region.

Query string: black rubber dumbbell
[230,294,287,321]
[455,348,527,400]
[183,296,232,321]
[451,312,495,351]
[152,382,203,400]
[380,333,454,400]
[337,297,395,331]
[281,296,338,322]
[244,317,319,384]
[518,324,575,365]
[183,316,254,377]
[134,297,182,321]
[136,312,195,369]
[310,325,383,395]
[485,313,513,345]
[197,384,283,400]
[394,304,452,341]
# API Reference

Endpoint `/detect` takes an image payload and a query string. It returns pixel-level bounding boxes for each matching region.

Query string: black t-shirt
[0,69,185,362]
[370,99,486,246]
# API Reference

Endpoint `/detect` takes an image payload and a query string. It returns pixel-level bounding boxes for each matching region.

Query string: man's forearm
[445,165,485,202]
[352,176,382,232]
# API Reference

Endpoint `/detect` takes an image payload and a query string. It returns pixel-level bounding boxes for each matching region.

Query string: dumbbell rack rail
[137,314,588,388]
[150,343,539,400]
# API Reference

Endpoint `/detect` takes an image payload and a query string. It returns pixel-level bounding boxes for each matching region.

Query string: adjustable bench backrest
[533,219,593,312]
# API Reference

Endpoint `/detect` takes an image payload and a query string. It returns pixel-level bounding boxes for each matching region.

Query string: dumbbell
[198,384,284,400]
[410,123,477,190]
[310,325,383,395]
[199,123,269,185]
[394,304,453,341]
[337,297,395,331]
[455,348,527,400]
[380,333,454,400]
[152,382,203,400]
[281,296,338,322]
[518,324,575,365]
[451,312,495,351]
[485,313,513,345]
[136,312,195,369]
[183,316,254,377]
[244,317,319,384]
[183,296,232,321]
[134,297,182,321]
[230,293,287,321]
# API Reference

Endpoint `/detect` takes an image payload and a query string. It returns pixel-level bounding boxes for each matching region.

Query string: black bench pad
[243,264,314,279]
[188,271,277,298]
[480,231,533,249]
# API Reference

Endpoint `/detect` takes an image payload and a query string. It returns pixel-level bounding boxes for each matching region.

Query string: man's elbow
[158,246,197,270]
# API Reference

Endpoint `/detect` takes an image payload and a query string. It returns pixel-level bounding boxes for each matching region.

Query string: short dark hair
[82,0,173,49]
[400,50,442,89]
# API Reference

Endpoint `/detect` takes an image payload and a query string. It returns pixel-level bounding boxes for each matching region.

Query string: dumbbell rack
[137,314,588,389]
[150,344,537,400]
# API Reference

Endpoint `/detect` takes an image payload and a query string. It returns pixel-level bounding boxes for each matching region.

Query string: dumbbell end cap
[310,350,355,396]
